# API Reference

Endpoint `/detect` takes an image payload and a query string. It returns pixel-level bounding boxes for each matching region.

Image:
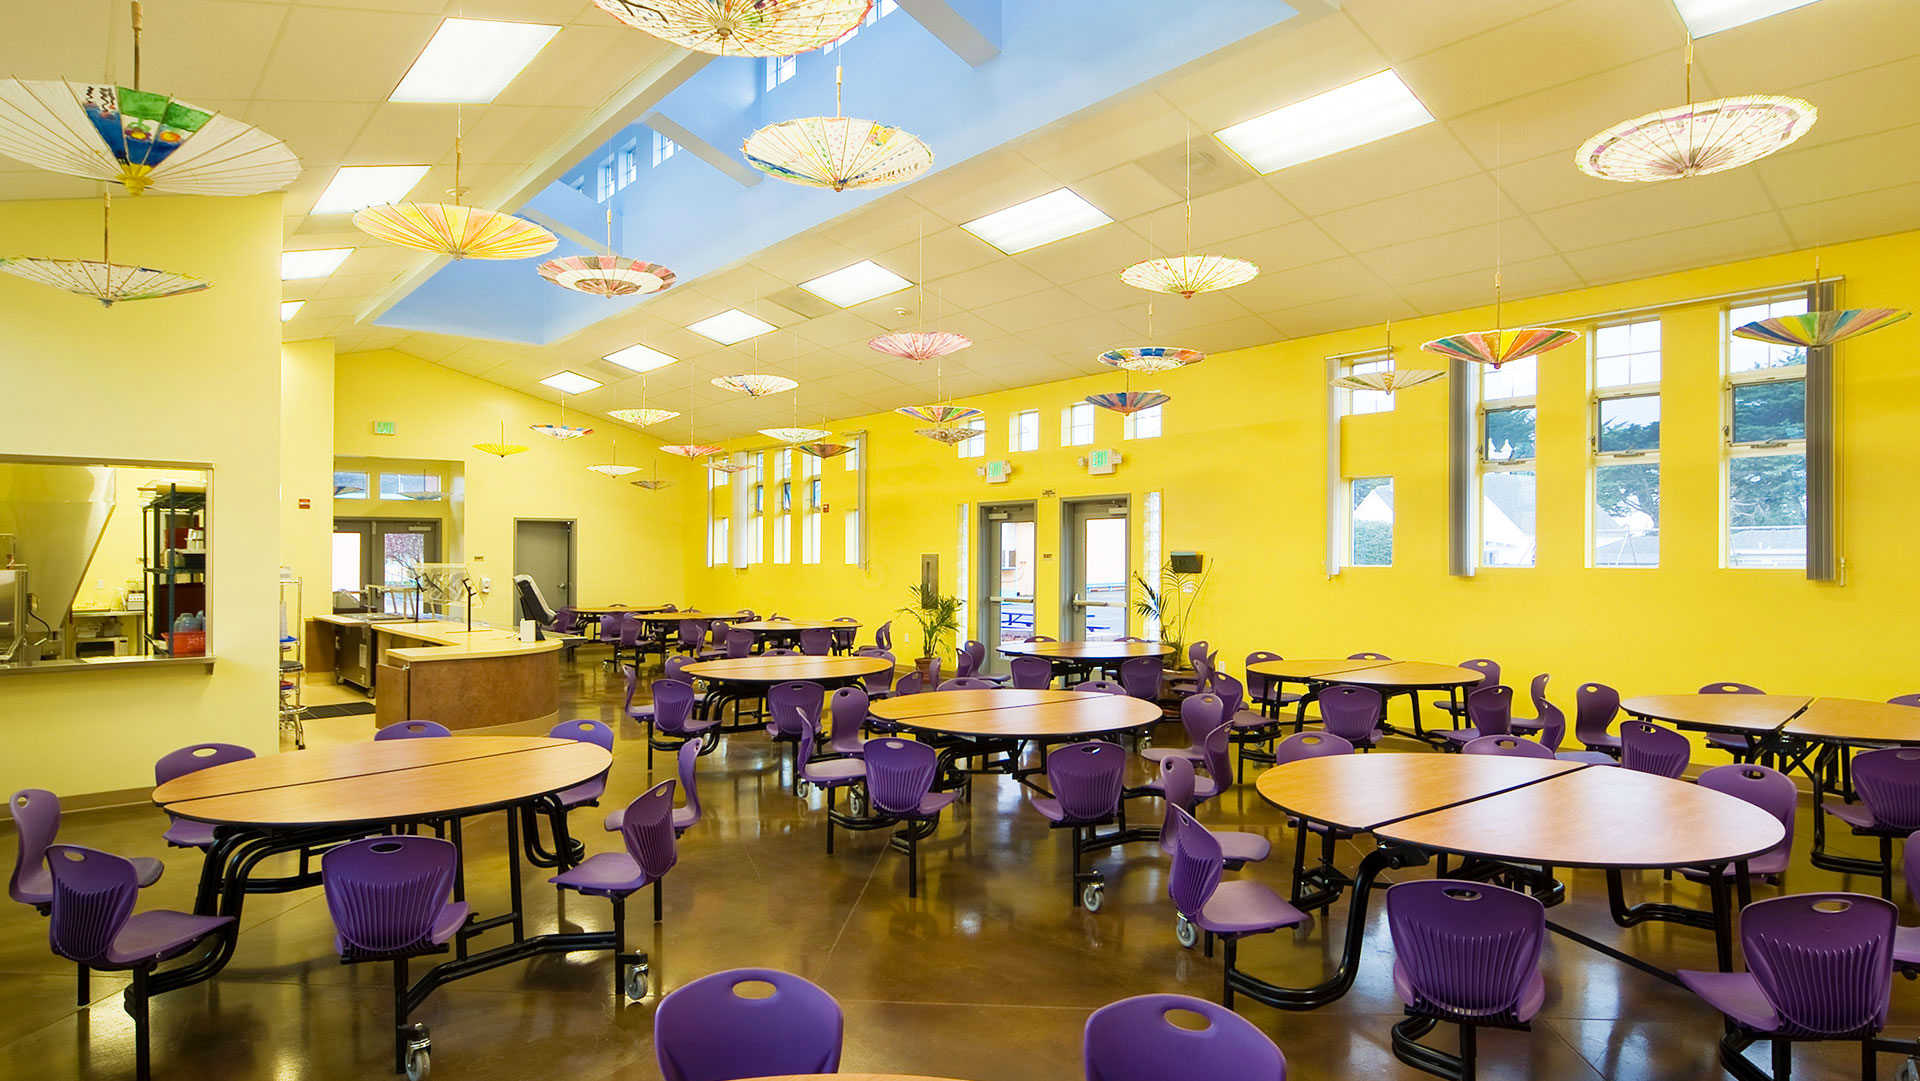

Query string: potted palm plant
[897,582,961,682]
[1132,559,1210,669]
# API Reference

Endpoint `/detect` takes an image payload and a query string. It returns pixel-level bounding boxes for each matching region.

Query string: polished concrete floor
[6,657,1920,1080]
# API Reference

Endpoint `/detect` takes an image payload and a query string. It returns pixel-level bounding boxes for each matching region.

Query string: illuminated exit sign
[1084,448,1122,476]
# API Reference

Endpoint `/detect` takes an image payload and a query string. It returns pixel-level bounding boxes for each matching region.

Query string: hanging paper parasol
[707,459,750,474]
[355,201,554,261]
[868,330,971,360]
[608,407,680,426]
[472,422,529,458]
[589,0,872,57]
[1577,94,1816,183]
[1097,346,1205,373]
[530,423,591,439]
[538,254,675,297]
[333,482,365,498]
[1331,368,1445,394]
[915,426,976,445]
[587,462,641,477]
[1733,307,1910,347]
[0,193,207,306]
[797,441,854,459]
[1421,327,1582,370]
[659,443,725,458]
[761,426,834,443]
[632,476,677,490]
[1121,254,1258,299]
[1085,390,1170,415]
[743,65,931,192]
[896,404,982,424]
[712,373,798,397]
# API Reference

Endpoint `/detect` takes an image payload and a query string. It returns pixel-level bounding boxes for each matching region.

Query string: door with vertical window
[1063,498,1129,642]
[334,518,441,613]
[978,503,1037,667]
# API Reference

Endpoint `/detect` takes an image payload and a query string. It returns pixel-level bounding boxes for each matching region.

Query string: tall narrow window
[618,142,638,187]
[1009,409,1038,452]
[1340,351,1395,415]
[763,54,795,91]
[1592,319,1661,567]
[745,452,764,565]
[1726,295,1810,568]
[801,451,821,564]
[1349,477,1393,567]
[651,129,677,166]
[844,509,861,565]
[1061,402,1094,446]
[957,418,986,458]
[708,518,728,567]
[844,434,861,471]
[1123,403,1162,440]
[772,450,792,564]
[1479,357,1537,567]
[595,159,615,201]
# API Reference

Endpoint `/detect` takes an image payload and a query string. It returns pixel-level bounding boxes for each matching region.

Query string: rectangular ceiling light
[280,300,305,321]
[280,248,354,280]
[799,259,912,307]
[604,343,679,373]
[688,308,777,345]
[961,188,1112,255]
[312,165,429,214]
[390,18,561,103]
[1214,70,1434,175]
[1672,0,1824,36]
[540,370,604,394]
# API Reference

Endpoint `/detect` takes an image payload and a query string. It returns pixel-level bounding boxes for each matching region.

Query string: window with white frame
[763,54,795,92]
[595,159,615,201]
[745,452,765,565]
[844,509,861,565]
[802,451,822,565]
[1591,319,1662,567]
[1009,409,1038,452]
[1061,402,1094,446]
[618,142,638,187]
[772,450,792,564]
[708,518,728,568]
[1348,477,1393,566]
[1479,357,1537,567]
[1341,351,1395,415]
[651,129,677,166]
[844,434,861,472]
[1726,294,1811,569]
[1123,404,1162,440]
[957,418,986,458]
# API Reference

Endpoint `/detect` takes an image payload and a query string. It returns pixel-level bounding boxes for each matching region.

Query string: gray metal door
[515,520,574,610]
[979,502,1038,671]
[1062,498,1130,642]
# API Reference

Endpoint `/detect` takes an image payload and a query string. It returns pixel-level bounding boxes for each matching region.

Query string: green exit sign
[984,459,1012,484]
[1086,448,1122,476]
[372,420,397,435]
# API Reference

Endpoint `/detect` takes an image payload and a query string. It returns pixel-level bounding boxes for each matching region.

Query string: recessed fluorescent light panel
[312,165,430,214]
[1672,0,1824,36]
[961,188,1112,255]
[540,371,604,394]
[390,18,560,103]
[688,309,777,345]
[800,260,912,307]
[280,300,305,321]
[603,343,679,373]
[1214,70,1434,175]
[280,248,353,280]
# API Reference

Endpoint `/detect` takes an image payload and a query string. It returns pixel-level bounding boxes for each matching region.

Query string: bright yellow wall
[685,229,1920,757]
[281,339,335,608]
[332,349,690,627]
[0,193,284,798]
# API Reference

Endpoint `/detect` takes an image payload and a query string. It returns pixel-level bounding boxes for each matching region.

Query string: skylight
[390,18,560,104]
[961,189,1113,255]
[1671,0,1825,36]
[800,260,912,307]
[1214,70,1434,175]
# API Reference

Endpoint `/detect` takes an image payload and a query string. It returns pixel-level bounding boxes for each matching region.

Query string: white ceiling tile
[1265,123,1483,217]
[255,8,442,103]
[1778,180,1920,249]
[1352,219,1558,284]
[145,1,288,101]
[1014,90,1190,183]
[1315,175,1520,252]
[1229,257,1394,314]
[1563,212,1795,284]
[1396,254,1585,314]
[974,288,1097,335]
[1342,0,1569,63]
[925,262,1051,310]
[1264,293,1420,341]
[1530,169,1777,251]
[1694,0,1920,95]
[1160,14,1394,131]
[1122,180,1301,250]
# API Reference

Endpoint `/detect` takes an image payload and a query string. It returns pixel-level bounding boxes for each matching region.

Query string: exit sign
[1085,448,1122,476]
[372,420,397,435]
[983,459,1013,484]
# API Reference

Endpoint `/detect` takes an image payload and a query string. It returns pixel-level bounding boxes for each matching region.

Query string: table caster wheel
[625,962,649,1001]
[405,1048,430,1081]
[1176,915,1198,948]
[1899,1056,1919,1081]
[1081,882,1104,912]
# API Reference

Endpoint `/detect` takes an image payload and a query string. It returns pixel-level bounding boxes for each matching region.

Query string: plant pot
[914,656,936,681]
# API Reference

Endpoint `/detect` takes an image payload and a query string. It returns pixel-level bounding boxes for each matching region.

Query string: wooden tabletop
[996,640,1173,661]
[682,655,891,684]
[731,620,858,632]
[1320,660,1485,689]
[154,737,609,829]
[870,689,1162,739]
[573,603,671,614]
[1377,764,1785,869]
[1621,694,1812,734]
[1246,657,1394,681]
[1255,754,1579,831]
[868,688,1074,720]
[1784,697,1920,746]
[632,611,735,623]
[152,736,568,802]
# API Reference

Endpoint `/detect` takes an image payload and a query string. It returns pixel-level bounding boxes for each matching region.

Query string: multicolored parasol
[538,254,675,297]
[1097,346,1205,374]
[632,476,677,490]
[1331,368,1445,394]
[712,373,798,397]
[743,65,931,191]
[1120,254,1258,299]
[608,407,680,427]
[1732,307,1910,347]
[1085,390,1170,415]
[761,426,834,443]
[896,404,983,425]
[796,442,854,459]
[529,423,592,440]
[472,421,529,458]
[589,0,872,57]
[868,330,971,360]
[1420,327,1581,370]
[0,193,208,306]
[355,200,554,261]
[659,443,725,458]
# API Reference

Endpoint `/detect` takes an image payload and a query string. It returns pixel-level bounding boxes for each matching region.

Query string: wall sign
[1081,448,1123,476]
[980,459,1013,484]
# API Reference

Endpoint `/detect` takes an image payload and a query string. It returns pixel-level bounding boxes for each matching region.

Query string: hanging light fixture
[472,421,529,458]
[631,468,677,491]
[587,436,640,477]
[538,208,675,298]
[712,373,797,397]
[589,0,871,57]
[0,2,299,196]
[355,107,554,260]
[1121,125,1256,298]
[0,191,208,306]
[609,375,680,427]
[1577,37,1815,183]
[531,392,592,439]
[895,404,982,424]
[743,64,932,192]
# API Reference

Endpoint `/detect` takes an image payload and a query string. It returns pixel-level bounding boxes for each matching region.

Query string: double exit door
[977,498,1130,664]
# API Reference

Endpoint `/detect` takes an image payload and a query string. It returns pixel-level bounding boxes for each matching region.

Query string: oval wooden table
[1257,660,1484,744]
[1244,754,1781,1021]
[1621,693,1812,761]
[729,619,860,651]
[997,639,1173,686]
[1777,697,1920,881]
[683,654,892,723]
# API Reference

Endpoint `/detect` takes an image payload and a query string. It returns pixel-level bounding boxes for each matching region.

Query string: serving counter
[308,615,562,731]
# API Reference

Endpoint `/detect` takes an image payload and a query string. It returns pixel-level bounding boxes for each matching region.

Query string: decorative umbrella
[589,0,872,57]
[472,421,529,458]
[869,330,971,360]
[632,475,677,491]
[896,404,982,424]
[797,441,854,459]
[538,208,675,298]
[659,443,725,458]
[712,373,797,397]
[707,458,750,474]
[1730,257,1910,348]
[1577,40,1815,183]
[1086,390,1169,415]
[743,65,931,191]
[915,426,976,445]
[333,482,365,498]
[1421,326,1581,369]
[531,393,593,439]
[587,437,640,477]
[355,119,554,260]
[1331,368,1444,394]
[0,3,299,196]
[1097,346,1205,373]
[1122,127,1256,297]
[761,426,833,443]
[0,192,208,306]
[609,375,680,427]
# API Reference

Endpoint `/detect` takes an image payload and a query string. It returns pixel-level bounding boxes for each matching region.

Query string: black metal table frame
[693,671,878,731]
[1268,676,1475,747]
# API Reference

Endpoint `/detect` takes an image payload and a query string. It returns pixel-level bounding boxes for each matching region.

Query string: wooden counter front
[349,620,562,732]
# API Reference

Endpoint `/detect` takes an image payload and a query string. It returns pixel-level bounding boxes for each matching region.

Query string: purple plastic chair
[1897,835,1920,974]
[552,607,581,635]
[963,638,1012,684]
[1432,658,1501,724]
[1573,682,1623,757]
[154,743,256,848]
[1823,747,1920,898]
[1166,807,1310,1006]
[798,726,867,854]
[1699,681,1768,760]
[1142,689,1223,767]
[46,844,233,1081]
[650,679,720,765]
[938,676,999,691]
[725,627,754,659]
[1171,642,1214,697]
[676,619,709,657]
[1685,765,1796,888]
[606,740,704,837]
[823,686,870,758]
[1621,719,1691,779]
[954,639,981,678]
[798,627,833,656]
[873,619,892,651]
[1441,685,1514,751]
[1211,672,1281,783]
[550,779,678,997]
[1083,993,1287,1081]
[1386,879,1546,1081]
[1011,654,1054,690]
[654,968,843,1081]
[1266,731,1355,906]
[376,720,451,740]
[764,680,825,742]
[830,616,859,655]
[1890,694,1920,708]
[891,670,924,697]
[1119,655,1164,703]
[1075,679,1127,695]
[1507,674,1553,736]
[1029,741,1127,909]
[1463,734,1556,759]
[1026,634,1058,642]
[863,738,958,897]
[855,647,896,699]
[1318,684,1386,750]
[695,619,730,661]
[618,616,647,667]
[322,835,470,1076]
[1348,651,1391,661]
[1244,650,1302,719]
[548,719,616,809]
[623,663,657,734]
[1158,757,1271,866]
[1679,892,1896,1078]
